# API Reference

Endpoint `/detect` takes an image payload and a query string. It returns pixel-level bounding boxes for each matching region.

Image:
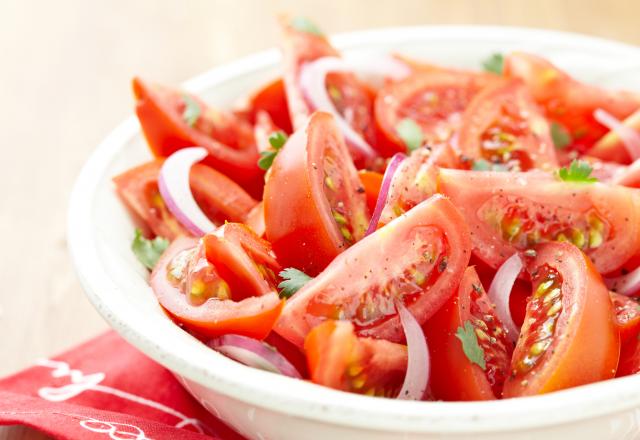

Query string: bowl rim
[69,24,640,434]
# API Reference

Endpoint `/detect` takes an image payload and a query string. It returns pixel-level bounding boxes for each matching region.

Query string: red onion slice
[487,253,523,343]
[365,153,407,236]
[396,302,429,400]
[605,266,640,297]
[158,147,215,237]
[208,334,302,379]
[298,57,377,161]
[594,108,640,161]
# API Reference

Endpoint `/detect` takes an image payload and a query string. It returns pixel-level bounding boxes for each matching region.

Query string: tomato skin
[264,112,367,275]
[374,70,497,152]
[457,79,557,171]
[243,78,292,134]
[113,159,257,240]
[132,77,263,195]
[150,236,283,340]
[438,169,640,275]
[503,242,619,397]
[358,170,383,213]
[275,195,471,347]
[618,337,640,376]
[304,320,408,397]
[503,52,640,158]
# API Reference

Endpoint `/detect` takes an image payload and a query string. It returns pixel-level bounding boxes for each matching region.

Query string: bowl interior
[69,26,640,434]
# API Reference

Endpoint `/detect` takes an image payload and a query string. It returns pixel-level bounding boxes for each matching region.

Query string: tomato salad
[115,17,640,401]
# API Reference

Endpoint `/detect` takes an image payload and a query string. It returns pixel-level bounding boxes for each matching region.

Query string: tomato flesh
[304,320,407,397]
[264,112,368,275]
[426,267,512,400]
[611,292,640,344]
[438,169,640,275]
[275,195,471,347]
[502,242,619,397]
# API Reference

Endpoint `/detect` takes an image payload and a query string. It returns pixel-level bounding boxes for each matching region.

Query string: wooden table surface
[2,0,639,438]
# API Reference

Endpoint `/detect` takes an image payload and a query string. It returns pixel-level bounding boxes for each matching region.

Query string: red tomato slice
[150,235,283,339]
[113,160,257,240]
[275,195,471,347]
[279,18,378,164]
[502,242,619,397]
[438,169,640,275]
[374,70,497,152]
[503,52,640,158]
[242,78,292,134]
[379,143,458,226]
[426,267,512,400]
[264,112,368,275]
[304,320,407,397]
[611,292,640,344]
[132,77,262,195]
[457,79,557,171]
[357,170,383,213]
[618,336,640,377]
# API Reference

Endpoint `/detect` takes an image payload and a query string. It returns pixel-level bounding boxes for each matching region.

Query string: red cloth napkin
[0,331,245,440]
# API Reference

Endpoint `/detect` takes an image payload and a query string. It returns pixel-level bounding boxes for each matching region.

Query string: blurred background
[1,0,639,437]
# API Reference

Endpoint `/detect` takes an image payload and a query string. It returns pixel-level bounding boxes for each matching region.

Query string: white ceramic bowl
[69,26,640,440]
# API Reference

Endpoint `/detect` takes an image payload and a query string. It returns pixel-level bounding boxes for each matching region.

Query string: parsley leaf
[258,131,288,171]
[482,53,504,75]
[550,122,572,149]
[182,94,201,127]
[290,17,323,36]
[278,268,313,299]
[396,118,424,152]
[557,159,597,183]
[455,320,486,370]
[131,229,169,270]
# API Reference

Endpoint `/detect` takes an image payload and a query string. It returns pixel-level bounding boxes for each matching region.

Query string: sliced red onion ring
[594,108,640,161]
[487,253,523,343]
[208,334,302,379]
[158,147,215,237]
[365,153,407,236]
[605,266,640,297]
[299,57,378,161]
[396,302,429,400]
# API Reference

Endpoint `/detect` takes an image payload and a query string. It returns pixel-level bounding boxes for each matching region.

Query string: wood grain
[1,0,639,438]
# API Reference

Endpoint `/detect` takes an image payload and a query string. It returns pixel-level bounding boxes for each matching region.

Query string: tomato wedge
[611,292,640,344]
[132,77,262,194]
[264,112,368,275]
[150,233,283,340]
[275,195,471,347]
[426,267,512,400]
[503,242,619,397]
[374,70,496,152]
[242,78,292,134]
[618,337,640,377]
[113,159,257,240]
[279,17,377,163]
[304,320,407,397]
[457,79,557,171]
[438,169,640,275]
[503,52,640,158]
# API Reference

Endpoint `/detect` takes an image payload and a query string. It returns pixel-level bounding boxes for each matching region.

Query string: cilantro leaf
[396,118,424,152]
[557,159,597,183]
[131,229,169,270]
[278,268,313,299]
[482,53,504,75]
[258,131,288,171]
[455,320,486,370]
[290,17,323,36]
[182,94,201,127]
[258,150,278,171]
[268,131,288,149]
[550,122,572,149]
